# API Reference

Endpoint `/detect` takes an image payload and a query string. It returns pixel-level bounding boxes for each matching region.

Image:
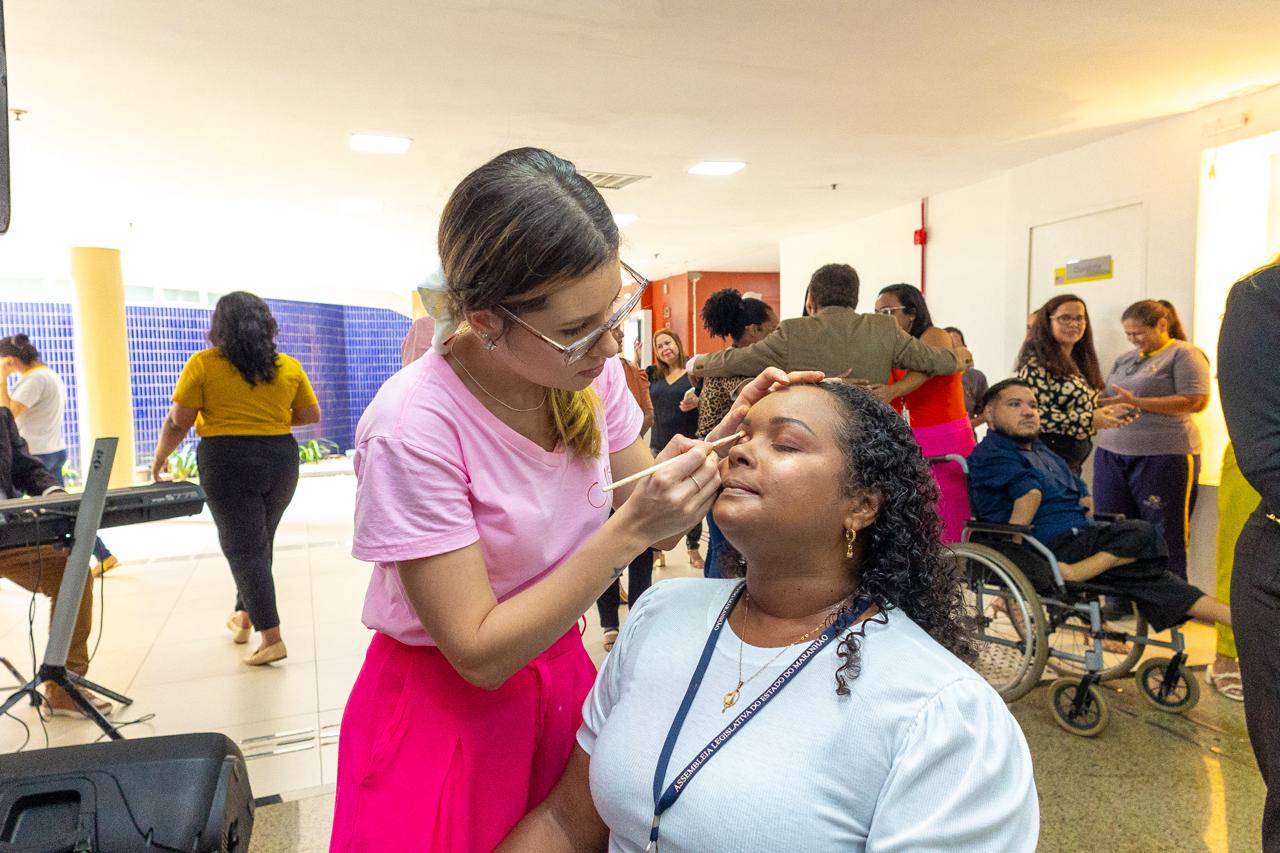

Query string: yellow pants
[1216,443,1261,658]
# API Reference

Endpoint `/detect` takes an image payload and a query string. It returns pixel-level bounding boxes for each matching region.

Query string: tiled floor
[0,472,1266,852]
[0,474,368,796]
[0,471,692,797]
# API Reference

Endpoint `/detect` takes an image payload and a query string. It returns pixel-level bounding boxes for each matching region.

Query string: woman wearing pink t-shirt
[330,148,813,851]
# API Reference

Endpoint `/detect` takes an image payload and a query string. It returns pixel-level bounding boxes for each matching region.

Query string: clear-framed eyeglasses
[875,306,909,316]
[495,261,651,366]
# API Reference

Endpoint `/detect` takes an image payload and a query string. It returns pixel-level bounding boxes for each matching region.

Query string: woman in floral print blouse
[1015,294,1136,475]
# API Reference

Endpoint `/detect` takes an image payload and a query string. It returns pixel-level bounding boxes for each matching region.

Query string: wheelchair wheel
[1134,658,1200,714]
[1047,598,1147,681]
[1049,678,1109,736]
[953,543,1048,703]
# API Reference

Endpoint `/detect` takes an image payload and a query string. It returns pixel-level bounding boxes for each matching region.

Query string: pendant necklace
[723,593,843,713]
[451,343,547,413]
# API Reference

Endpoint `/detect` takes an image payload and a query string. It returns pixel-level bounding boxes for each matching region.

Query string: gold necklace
[452,344,548,413]
[723,593,842,713]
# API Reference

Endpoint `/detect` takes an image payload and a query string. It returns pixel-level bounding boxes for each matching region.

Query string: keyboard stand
[0,438,134,739]
[0,657,31,700]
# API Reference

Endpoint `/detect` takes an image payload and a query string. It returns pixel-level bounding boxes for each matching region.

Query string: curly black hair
[700,288,774,343]
[721,381,976,694]
[208,291,280,386]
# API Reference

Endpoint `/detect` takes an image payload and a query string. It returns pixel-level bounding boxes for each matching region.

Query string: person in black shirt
[1218,255,1280,850]
[647,329,703,569]
[0,409,112,718]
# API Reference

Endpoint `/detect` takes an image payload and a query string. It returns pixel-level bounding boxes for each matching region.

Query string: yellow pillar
[69,247,136,488]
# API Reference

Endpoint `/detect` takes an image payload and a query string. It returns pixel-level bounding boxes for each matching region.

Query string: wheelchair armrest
[963,521,1068,590]
[924,454,970,475]
[1092,512,1125,524]
[964,520,1033,536]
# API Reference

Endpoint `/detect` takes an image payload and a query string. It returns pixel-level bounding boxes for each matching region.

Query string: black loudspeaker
[0,0,8,234]
[0,733,254,852]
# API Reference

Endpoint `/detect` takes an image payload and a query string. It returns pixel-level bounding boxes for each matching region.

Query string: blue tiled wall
[0,302,83,471]
[2,299,410,471]
[127,305,211,472]
[266,300,352,451]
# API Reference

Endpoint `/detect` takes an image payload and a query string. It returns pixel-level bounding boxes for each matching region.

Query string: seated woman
[502,382,1039,851]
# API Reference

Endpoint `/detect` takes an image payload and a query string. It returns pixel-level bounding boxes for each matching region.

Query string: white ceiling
[5,0,1280,293]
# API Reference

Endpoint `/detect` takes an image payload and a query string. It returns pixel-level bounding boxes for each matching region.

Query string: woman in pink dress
[873,284,975,543]
[330,147,811,851]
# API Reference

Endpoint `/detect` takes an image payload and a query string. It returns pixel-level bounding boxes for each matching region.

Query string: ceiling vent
[579,171,650,190]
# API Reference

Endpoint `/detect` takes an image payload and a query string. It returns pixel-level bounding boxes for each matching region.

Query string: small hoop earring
[844,528,856,558]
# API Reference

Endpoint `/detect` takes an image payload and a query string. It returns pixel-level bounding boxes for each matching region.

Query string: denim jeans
[33,449,112,562]
[703,512,726,579]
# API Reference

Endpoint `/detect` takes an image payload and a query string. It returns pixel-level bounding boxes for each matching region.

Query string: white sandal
[1206,665,1244,702]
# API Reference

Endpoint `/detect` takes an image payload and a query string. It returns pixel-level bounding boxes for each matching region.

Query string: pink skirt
[330,628,597,852]
[914,417,977,544]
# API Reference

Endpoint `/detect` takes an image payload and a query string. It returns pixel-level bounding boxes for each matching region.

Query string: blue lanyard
[646,582,872,851]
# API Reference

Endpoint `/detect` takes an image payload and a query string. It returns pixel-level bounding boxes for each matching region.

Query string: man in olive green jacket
[689,263,967,384]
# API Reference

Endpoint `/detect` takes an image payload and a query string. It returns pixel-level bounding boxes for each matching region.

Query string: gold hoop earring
[844,528,856,558]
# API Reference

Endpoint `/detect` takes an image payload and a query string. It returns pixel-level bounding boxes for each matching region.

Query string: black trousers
[1040,432,1093,477]
[976,519,1203,633]
[1232,510,1280,851]
[685,520,703,552]
[197,435,300,632]
[595,547,654,632]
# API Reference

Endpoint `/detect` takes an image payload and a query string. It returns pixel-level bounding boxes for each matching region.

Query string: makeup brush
[601,431,745,493]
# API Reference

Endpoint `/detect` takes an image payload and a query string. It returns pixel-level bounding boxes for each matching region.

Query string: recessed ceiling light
[688,160,746,176]
[614,213,639,227]
[350,133,412,154]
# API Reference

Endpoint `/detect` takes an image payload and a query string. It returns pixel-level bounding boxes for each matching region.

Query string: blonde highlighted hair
[438,147,618,458]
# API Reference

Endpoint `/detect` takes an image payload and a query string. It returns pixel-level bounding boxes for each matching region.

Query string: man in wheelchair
[967,378,1230,634]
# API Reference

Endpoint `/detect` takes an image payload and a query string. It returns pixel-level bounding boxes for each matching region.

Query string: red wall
[690,272,781,355]
[640,270,781,363]
[649,272,690,353]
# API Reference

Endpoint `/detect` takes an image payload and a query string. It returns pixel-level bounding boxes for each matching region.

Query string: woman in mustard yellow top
[151,292,321,665]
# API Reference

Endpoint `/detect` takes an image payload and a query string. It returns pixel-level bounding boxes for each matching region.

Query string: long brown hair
[1122,299,1188,341]
[438,148,617,457]
[209,292,280,386]
[653,329,688,375]
[1016,294,1103,390]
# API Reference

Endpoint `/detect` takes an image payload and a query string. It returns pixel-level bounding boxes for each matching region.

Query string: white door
[625,309,652,367]
[1028,202,1147,373]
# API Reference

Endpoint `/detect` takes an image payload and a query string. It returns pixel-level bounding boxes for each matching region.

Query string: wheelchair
[927,454,1201,736]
